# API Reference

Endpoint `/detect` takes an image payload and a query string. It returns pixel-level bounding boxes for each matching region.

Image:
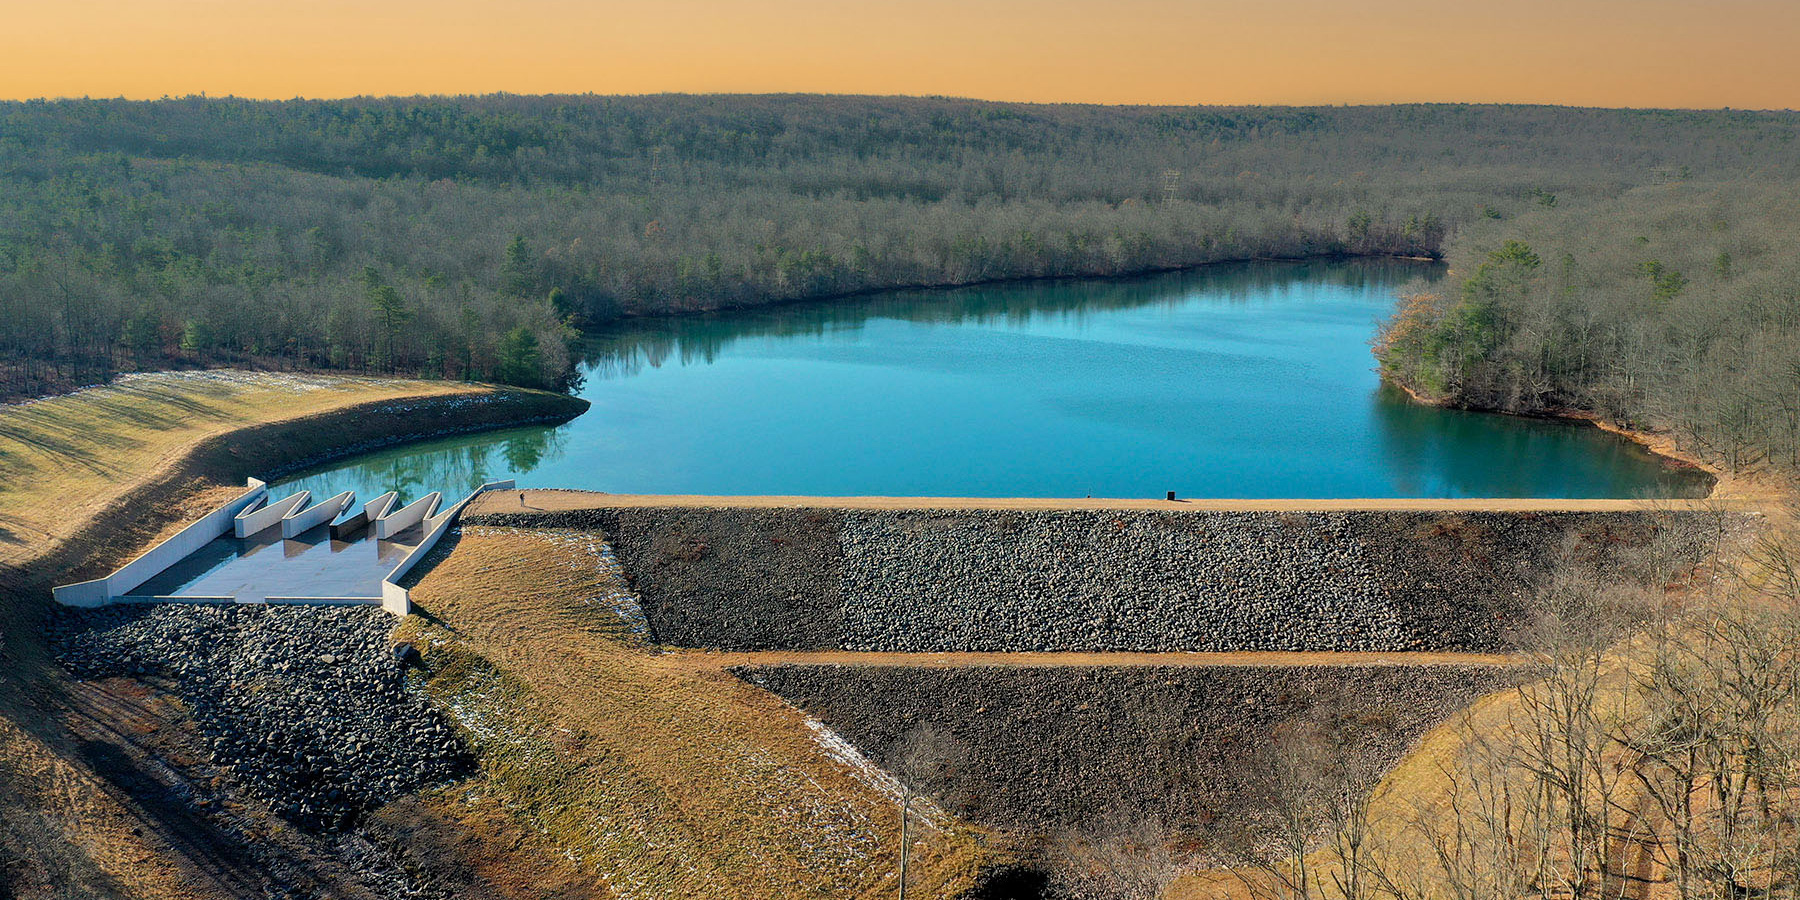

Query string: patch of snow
[805,718,951,832]
[8,369,367,409]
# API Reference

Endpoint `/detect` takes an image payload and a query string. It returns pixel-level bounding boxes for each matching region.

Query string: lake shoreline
[470,488,1736,514]
[594,250,1441,325]
[4,255,1436,409]
[302,261,1706,502]
[1382,377,1747,500]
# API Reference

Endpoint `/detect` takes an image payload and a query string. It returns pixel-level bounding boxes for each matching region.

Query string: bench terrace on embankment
[48,484,1747,840]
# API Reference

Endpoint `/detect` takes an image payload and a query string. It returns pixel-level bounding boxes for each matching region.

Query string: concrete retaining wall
[53,480,270,607]
[282,490,355,538]
[381,581,411,616]
[381,480,514,615]
[234,490,310,538]
[470,504,1724,653]
[375,492,441,539]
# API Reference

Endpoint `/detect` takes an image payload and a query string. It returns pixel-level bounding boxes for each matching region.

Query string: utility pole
[898,784,910,900]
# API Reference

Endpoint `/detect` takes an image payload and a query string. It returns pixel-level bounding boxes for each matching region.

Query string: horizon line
[3,91,1795,114]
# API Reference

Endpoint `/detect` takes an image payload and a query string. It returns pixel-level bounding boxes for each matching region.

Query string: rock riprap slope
[841,510,1411,652]
[52,605,471,832]
[454,496,1720,863]
[739,662,1523,833]
[476,505,1710,652]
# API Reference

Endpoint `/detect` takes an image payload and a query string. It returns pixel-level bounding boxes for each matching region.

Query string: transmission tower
[1161,169,1182,203]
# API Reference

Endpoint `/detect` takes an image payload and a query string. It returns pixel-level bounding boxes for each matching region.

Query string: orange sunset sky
[3,0,1797,108]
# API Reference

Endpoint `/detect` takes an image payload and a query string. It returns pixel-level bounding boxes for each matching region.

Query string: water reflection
[280,427,569,505]
[581,260,1436,381]
[1369,385,1704,499]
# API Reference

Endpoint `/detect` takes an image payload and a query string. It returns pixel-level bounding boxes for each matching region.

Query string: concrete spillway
[53,477,515,614]
[125,524,423,603]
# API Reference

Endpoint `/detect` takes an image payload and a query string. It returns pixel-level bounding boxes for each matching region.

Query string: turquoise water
[277,260,1708,500]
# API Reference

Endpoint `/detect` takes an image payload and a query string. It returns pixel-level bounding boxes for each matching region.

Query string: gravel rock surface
[50,604,472,832]
[839,509,1411,652]
[477,506,1712,653]
[741,662,1525,834]
[484,506,848,650]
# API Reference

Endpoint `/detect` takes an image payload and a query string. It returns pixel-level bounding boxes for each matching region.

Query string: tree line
[4,95,1797,398]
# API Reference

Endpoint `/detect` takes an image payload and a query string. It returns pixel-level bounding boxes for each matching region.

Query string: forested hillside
[1376,181,1800,475]
[3,95,1798,404]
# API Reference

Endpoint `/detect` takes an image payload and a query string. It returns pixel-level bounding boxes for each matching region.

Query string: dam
[460,490,1740,837]
[36,260,1736,883]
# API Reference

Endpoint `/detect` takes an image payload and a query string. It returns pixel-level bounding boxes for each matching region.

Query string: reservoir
[278,260,1708,500]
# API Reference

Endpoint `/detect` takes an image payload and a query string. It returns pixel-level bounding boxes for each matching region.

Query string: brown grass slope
[397,524,996,900]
